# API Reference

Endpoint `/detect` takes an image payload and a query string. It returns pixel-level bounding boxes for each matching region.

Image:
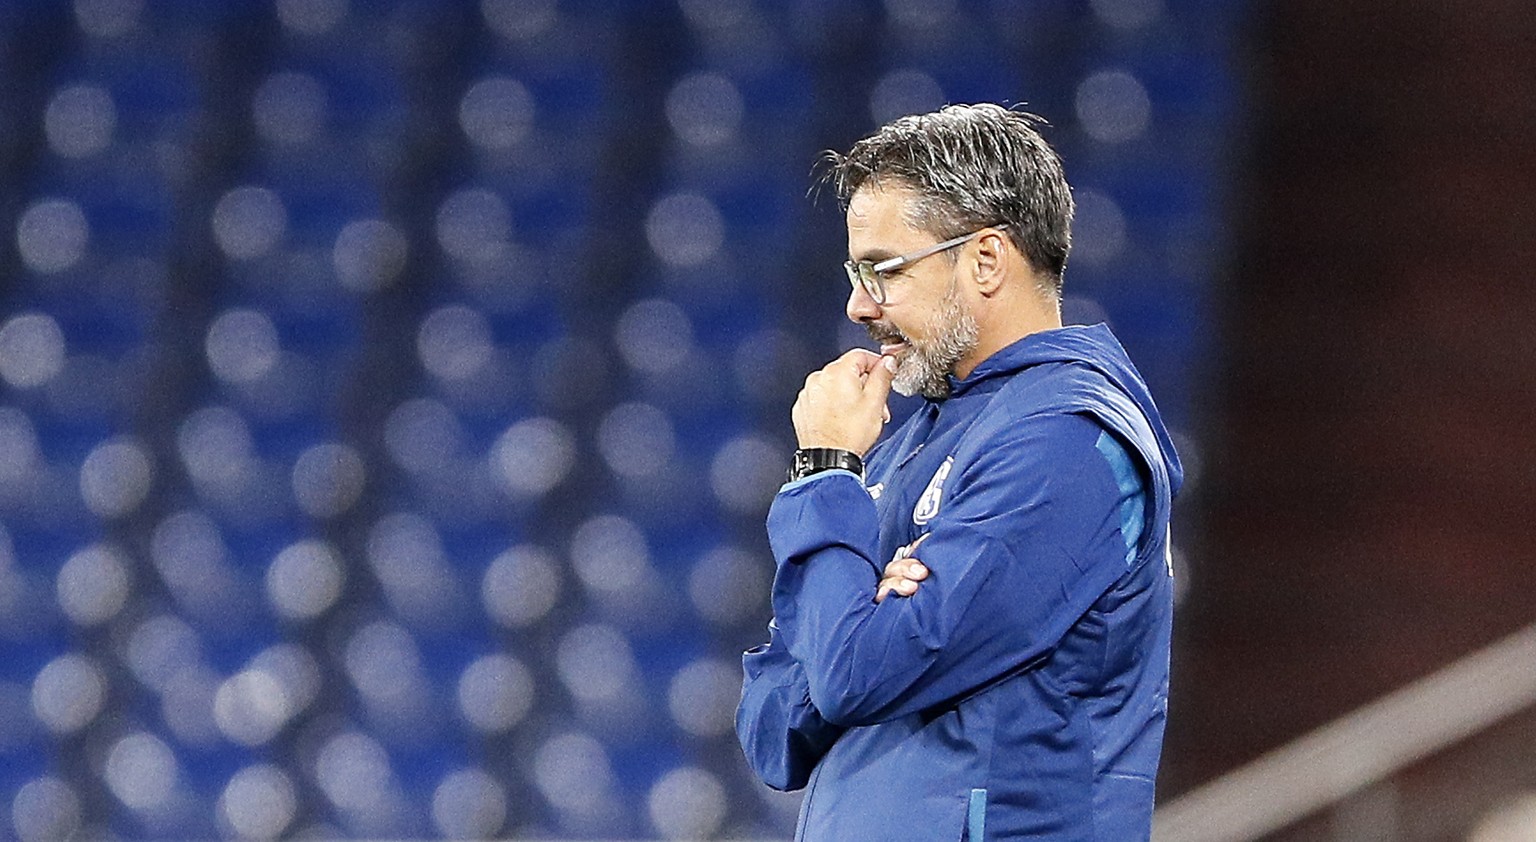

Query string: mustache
[865,322,906,345]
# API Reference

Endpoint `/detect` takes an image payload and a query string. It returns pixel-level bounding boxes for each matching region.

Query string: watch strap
[788,448,864,483]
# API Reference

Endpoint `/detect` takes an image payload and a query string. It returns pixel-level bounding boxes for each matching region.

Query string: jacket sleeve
[735,620,847,791]
[766,412,1140,727]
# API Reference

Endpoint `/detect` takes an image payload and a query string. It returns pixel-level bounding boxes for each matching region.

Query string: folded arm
[766,413,1142,727]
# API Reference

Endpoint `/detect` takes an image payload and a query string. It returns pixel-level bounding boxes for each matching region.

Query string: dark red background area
[1163,0,1536,834]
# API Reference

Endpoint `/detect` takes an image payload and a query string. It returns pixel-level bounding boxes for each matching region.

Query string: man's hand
[875,534,930,604]
[792,349,897,455]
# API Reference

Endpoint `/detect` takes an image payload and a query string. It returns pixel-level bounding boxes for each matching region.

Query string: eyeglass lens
[846,262,885,304]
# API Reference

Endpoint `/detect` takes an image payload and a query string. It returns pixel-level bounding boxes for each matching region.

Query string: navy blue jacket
[737,324,1183,840]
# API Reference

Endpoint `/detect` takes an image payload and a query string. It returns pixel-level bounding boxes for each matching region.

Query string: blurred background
[0,0,1530,839]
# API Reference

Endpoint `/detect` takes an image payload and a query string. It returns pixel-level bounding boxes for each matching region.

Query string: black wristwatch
[788,448,864,483]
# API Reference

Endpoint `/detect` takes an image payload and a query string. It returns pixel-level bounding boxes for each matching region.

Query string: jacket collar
[944,323,1118,399]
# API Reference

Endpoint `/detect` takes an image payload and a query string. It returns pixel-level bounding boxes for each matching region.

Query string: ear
[971,228,1009,297]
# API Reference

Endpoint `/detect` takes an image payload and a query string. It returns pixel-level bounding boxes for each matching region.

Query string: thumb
[864,354,897,402]
[869,354,898,389]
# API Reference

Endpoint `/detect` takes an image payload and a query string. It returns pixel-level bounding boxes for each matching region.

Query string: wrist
[788,448,864,483]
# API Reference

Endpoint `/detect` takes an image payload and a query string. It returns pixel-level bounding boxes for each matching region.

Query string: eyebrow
[849,248,900,263]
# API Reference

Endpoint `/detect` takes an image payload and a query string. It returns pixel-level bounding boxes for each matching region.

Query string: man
[736,103,1183,840]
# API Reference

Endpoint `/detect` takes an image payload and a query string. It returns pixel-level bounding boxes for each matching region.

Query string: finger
[868,353,897,384]
[875,576,918,603]
[824,349,880,383]
[863,356,896,404]
[881,556,928,581]
[838,348,884,374]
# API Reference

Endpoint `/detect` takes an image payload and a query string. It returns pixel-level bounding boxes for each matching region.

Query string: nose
[846,282,882,324]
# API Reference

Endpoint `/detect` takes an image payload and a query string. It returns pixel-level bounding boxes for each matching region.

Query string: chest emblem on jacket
[913,457,954,525]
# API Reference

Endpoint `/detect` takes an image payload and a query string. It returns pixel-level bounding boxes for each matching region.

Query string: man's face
[845,185,980,399]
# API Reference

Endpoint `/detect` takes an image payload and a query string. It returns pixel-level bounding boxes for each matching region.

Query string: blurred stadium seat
[0,0,1241,838]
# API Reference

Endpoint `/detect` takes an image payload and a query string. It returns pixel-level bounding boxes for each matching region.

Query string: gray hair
[821,103,1075,294]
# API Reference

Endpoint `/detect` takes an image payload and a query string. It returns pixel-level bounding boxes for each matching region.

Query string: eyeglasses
[844,224,1008,305]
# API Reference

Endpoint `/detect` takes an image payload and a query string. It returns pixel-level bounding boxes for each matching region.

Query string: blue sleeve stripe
[1093,430,1147,566]
[777,468,863,494]
[968,788,987,840]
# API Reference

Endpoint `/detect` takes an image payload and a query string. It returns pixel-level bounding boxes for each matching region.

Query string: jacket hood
[949,323,1185,495]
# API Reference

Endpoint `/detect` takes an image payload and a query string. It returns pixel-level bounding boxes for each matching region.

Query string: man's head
[826,103,1074,288]
[823,104,1074,398]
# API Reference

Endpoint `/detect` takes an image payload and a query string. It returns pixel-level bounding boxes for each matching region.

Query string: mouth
[868,324,908,359]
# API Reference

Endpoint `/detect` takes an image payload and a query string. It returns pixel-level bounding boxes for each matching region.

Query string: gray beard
[891,288,979,400]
